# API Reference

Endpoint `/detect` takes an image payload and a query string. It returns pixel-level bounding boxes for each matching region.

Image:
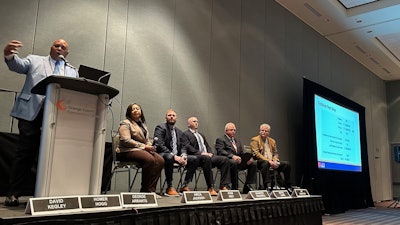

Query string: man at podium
[3,39,78,206]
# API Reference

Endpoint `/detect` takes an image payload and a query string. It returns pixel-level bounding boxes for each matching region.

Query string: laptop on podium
[78,65,111,85]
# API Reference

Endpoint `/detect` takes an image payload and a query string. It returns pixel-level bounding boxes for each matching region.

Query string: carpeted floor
[322,200,400,225]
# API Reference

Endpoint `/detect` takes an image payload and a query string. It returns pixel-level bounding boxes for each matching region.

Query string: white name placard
[271,190,292,199]
[26,196,81,215]
[80,194,122,211]
[121,192,158,208]
[217,190,242,202]
[246,190,272,200]
[291,189,310,198]
[181,191,213,204]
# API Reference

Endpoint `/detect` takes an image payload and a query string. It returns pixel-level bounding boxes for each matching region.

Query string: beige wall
[0,0,391,201]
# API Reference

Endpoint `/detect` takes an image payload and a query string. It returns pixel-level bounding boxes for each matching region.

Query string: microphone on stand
[58,55,76,69]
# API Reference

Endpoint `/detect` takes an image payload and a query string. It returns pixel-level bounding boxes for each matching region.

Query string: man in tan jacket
[250,123,291,190]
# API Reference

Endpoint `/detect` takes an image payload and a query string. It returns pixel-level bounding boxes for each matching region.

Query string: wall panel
[0,0,391,201]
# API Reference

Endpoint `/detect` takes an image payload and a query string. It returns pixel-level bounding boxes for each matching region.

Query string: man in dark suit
[154,109,197,196]
[181,117,231,196]
[3,39,78,206]
[215,122,257,194]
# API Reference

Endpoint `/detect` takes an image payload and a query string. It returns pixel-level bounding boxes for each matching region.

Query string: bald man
[181,117,231,196]
[3,39,78,206]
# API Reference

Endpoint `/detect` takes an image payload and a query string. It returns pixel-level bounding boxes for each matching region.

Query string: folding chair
[194,167,204,191]
[103,130,141,193]
[159,163,186,194]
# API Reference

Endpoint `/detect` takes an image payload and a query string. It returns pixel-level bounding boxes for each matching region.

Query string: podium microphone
[58,55,75,69]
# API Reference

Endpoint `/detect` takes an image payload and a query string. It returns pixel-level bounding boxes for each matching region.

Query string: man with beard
[154,109,197,196]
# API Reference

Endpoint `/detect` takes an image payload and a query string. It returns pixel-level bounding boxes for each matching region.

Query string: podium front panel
[49,89,97,196]
[35,85,106,197]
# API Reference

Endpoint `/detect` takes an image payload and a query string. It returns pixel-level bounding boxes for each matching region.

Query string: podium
[31,76,119,197]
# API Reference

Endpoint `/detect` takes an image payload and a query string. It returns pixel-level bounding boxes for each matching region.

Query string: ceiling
[275,0,400,81]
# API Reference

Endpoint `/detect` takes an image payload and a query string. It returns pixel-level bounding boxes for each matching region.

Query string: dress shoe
[208,187,218,196]
[264,182,272,191]
[166,187,179,196]
[4,195,19,207]
[179,186,190,192]
[219,186,228,191]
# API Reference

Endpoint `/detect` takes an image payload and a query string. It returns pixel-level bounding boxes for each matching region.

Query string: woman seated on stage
[117,103,164,193]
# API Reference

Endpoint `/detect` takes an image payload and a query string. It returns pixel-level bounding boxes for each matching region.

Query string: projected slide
[314,94,362,172]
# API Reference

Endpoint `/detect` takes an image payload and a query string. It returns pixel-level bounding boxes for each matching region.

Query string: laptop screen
[78,65,110,85]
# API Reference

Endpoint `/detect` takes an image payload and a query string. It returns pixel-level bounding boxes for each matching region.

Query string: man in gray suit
[3,39,78,206]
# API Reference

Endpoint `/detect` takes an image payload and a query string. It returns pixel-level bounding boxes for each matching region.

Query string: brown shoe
[208,187,218,196]
[166,187,179,196]
[220,186,228,191]
[179,186,190,192]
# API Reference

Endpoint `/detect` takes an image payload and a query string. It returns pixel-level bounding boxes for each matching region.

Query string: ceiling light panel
[338,0,378,9]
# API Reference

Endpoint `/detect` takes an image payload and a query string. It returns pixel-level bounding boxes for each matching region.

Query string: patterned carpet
[322,200,400,225]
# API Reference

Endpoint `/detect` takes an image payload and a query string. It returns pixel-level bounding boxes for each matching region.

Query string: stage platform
[0,194,324,225]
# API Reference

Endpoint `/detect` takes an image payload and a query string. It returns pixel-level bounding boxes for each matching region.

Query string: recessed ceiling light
[338,0,378,9]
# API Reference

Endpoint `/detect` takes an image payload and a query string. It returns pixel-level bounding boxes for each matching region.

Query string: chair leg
[257,170,263,189]
[160,179,167,195]
[176,167,186,190]
[194,169,202,191]
[129,168,140,192]
[127,168,132,191]
[213,169,219,188]
[103,167,118,194]
[159,170,164,195]
[388,197,400,208]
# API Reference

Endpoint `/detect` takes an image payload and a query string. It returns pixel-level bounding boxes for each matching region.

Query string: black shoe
[5,195,19,207]
[242,184,253,194]
[264,182,271,191]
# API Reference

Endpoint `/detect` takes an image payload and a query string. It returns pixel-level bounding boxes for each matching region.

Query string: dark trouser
[258,160,291,188]
[8,111,43,197]
[160,153,198,187]
[211,155,231,188]
[159,153,175,187]
[185,155,213,188]
[229,158,257,189]
[184,155,231,189]
[182,155,198,184]
[119,150,165,192]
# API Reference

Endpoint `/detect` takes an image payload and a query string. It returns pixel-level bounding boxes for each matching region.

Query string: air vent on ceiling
[355,45,367,54]
[369,57,380,65]
[382,68,391,74]
[303,3,322,17]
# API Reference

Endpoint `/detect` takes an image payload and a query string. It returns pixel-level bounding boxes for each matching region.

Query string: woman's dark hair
[125,103,146,123]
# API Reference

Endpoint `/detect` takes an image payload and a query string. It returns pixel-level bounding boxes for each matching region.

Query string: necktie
[231,138,237,152]
[171,128,177,155]
[53,60,61,74]
[194,132,205,153]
